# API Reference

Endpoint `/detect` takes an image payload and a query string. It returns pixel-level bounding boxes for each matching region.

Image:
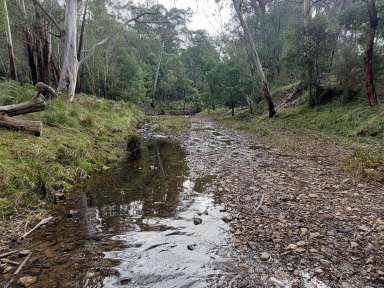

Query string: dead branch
[0,250,18,259]
[14,253,32,275]
[21,216,53,239]
[1,258,20,265]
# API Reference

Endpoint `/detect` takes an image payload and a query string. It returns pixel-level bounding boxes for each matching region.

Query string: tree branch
[32,0,62,35]
[79,12,157,66]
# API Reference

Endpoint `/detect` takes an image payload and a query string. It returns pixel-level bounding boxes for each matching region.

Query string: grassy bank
[209,98,384,182]
[0,81,144,217]
[150,115,192,132]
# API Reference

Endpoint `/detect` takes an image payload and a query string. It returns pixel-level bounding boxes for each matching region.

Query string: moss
[0,81,144,217]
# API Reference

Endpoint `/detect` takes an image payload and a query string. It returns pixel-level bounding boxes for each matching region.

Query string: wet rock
[260,252,271,260]
[222,215,232,223]
[120,277,131,285]
[67,210,79,218]
[193,217,203,225]
[187,244,197,251]
[18,276,37,287]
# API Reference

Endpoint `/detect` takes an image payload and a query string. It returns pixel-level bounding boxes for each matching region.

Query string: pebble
[260,252,271,260]
[222,215,232,223]
[18,276,37,287]
[193,217,203,225]
[19,250,31,257]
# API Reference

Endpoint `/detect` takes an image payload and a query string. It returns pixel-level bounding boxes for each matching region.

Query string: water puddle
[19,136,232,287]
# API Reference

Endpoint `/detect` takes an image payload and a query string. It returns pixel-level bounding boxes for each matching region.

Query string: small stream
[16,128,235,288]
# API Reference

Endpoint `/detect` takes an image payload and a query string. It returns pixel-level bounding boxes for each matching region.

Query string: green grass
[210,98,384,182]
[0,81,144,217]
[150,115,192,132]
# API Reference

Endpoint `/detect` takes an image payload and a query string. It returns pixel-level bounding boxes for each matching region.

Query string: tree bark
[2,0,17,80]
[0,113,43,136]
[58,0,79,101]
[364,0,379,106]
[232,0,276,118]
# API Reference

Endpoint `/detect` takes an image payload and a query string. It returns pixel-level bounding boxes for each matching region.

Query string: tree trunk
[232,0,276,118]
[76,0,88,93]
[58,0,79,101]
[2,0,17,80]
[152,42,164,107]
[364,0,379,106]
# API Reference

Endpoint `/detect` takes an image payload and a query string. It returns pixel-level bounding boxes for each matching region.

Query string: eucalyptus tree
[1,0,17,80]
[232,0,276,117]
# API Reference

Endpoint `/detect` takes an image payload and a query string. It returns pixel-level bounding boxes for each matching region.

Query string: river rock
[260,252,271,260]
[222,215,232,223]
[19,250,31,257]
[18,276,37,287]
[193,217,203,225]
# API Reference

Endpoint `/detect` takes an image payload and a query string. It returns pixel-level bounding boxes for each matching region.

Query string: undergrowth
[210,96,384,182]
[0,81,144,217]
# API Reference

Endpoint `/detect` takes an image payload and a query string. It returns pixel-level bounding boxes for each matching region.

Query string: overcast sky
[134,0,232,35]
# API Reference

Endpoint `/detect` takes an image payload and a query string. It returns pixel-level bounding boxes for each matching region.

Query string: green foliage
[0,81,144,217]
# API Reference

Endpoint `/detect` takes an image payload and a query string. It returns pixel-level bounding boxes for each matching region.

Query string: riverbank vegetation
[0,81,143,217]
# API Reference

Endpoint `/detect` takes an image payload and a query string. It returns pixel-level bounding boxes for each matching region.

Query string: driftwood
[0,113,43,136]
[14,252,32,275]
[0,82,55,136]
[0,250,18,259]
[21,216,53,239]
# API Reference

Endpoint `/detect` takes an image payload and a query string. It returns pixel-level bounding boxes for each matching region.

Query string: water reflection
[79,138,188,236]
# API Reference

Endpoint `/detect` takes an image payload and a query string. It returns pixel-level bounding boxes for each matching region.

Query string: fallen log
[0,94,46,117]
[0,113,43,136]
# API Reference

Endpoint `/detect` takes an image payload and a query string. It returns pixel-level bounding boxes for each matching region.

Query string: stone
[296,241,306,247]
[260,252,271,260]
[300,228,308,236]
[193,217,203,225]
[19,250,31,257]
[350,241,359,248]
[314,268,324,274]
[285,244,298,250]
[67,210,79,218]
[18,276,37,287]
[222,215,232,223]
[187,244,197,251]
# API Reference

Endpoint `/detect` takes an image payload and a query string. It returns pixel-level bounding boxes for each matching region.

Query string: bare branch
[32,0,62,35]
[79,12,158,66]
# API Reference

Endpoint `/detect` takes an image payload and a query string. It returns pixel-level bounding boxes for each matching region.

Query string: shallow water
[16,135,232,288]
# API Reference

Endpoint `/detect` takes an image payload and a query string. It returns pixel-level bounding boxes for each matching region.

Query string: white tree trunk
[232,0,275,117]
[58,0,79,102]
[152,42,164,105]
[2,0,17,80]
